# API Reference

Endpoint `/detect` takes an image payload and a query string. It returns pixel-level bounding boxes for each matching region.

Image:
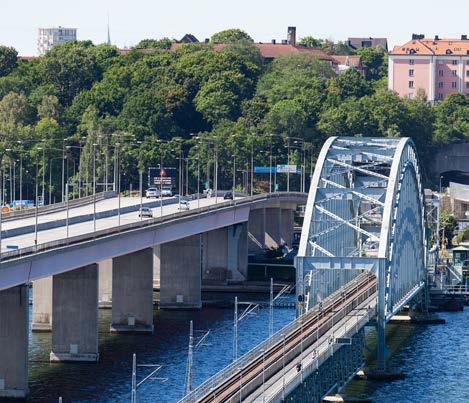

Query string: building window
[438,82,444,88]
[466,70,469,76]
[409,69,414,76]
[439,70,444,76]
[452,60,458,65]
[452,70,457,77]
[437,93,443,100]
[452,81,457,89]
[409,81,414,88]
[408,93,414,99]
[409,59,415,65]
[466,82,469,89]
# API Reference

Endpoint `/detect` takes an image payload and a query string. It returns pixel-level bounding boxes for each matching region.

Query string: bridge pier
[110,249,154,333]
[202,223,248,282]
[50,264,99,362]
[32,276,53,332]
[248,208,265,252]
[98,260,113,309]
[0,285,29,399]
[157,234,202,309]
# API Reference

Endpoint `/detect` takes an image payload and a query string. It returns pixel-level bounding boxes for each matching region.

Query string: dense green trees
[0,29,467,203]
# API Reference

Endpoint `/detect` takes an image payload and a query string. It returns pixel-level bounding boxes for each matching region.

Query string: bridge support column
[157,235,202,309]
[0,285,29,399]
[377,259,388,371]
[32,276,53,332]
[50,264,99,362]
[248,208,265,253]
[203,224,248,282]
[280,208,294,247]
[111,248,154,333]
[98,260,113,309]
[265,207,281,249]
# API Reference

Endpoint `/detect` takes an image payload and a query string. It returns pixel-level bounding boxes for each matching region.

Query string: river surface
[25,294,468,403]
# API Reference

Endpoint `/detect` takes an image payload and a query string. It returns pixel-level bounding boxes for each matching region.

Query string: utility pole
[269,278,274,337]
[287,137,290,193]
[131,353,137,403]
[233,296,238,361]
[186,320,194,394]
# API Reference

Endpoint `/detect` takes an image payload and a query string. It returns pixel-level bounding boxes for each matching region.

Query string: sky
[2,0,469,55]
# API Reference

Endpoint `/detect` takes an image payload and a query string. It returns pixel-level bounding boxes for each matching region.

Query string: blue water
[26,297,469,402]
[367,309,469,403]
[27,293,296,402]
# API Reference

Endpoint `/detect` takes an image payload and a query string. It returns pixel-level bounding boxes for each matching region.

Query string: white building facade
[37,27,77,55]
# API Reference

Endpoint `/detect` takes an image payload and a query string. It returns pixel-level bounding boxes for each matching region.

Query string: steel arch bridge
[296,136,427,368]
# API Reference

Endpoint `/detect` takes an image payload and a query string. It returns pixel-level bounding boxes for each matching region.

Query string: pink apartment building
[389,35,469,101]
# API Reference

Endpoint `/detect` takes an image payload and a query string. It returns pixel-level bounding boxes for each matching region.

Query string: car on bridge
[161,186,173,197]
[178,200,190,211]
[138,207,153,218]
[145,188,160,198]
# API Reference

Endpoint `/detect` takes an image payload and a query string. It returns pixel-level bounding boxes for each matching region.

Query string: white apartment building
[37,27,77,55]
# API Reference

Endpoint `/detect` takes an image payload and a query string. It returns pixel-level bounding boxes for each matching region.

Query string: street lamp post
[93,143,97,233]
[232,154,236,197]
[286,137,290,193]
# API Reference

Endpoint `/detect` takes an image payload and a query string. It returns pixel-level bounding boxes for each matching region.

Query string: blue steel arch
[296,137,426,325]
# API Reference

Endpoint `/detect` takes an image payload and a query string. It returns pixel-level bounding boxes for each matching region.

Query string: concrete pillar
[157,234,202,309]
[153,247,160,290]
[50,264,99,362]
[111,248,154,333]
[98,260,112,309]
[0,285,29,399]
[248,208,265,253]
[280,208,294,247]
[32,276,52,332]
[227,223,248,281]
[202,224,248,283]
[265,208,281,249]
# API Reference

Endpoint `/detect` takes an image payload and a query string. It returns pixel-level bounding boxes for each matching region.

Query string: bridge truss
[296,136,427,369]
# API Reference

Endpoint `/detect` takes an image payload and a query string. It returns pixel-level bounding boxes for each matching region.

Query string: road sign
[254,166,276,174]
[276,164,298,174]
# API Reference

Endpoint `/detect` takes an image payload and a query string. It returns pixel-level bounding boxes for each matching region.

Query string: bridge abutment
[110,249,154,333]
[98,260,113,309]
[32,276,53,332]
[157,234,202,309]
[0,285,29,399]
[50,264,99,362]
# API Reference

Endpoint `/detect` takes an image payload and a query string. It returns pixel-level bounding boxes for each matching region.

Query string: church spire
[106,13,111,45]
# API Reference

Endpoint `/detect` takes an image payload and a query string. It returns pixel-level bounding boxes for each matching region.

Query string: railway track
[195,272,377,403]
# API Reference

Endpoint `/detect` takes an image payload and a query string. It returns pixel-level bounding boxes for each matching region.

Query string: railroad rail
[180,272,377,403]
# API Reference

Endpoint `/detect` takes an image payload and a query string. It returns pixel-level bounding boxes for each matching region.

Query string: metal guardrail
[178,274,368,403]
[442,284,469,294]
[2,191,116,222]
[0,192,306,263]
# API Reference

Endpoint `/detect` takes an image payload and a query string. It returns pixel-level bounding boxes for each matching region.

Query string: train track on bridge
[182,273,376,403]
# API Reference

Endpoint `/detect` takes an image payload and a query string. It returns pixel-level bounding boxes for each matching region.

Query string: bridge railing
[178,274,366,403]
[0,192,307,263]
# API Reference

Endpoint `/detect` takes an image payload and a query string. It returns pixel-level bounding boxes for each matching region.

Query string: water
[347,309,469,403]
[26,297,468,402]
[27,292,296,402]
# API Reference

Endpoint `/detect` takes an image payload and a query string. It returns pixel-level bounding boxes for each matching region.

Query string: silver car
[178,200,190,211]
[138,207,153,218]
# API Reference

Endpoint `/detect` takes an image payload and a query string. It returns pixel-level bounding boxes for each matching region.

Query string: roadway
[1,195,236,251]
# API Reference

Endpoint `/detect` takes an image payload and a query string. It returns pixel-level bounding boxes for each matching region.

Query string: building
[330,55,365,76]
[37,27,77,55]
[179,34,199,44]
[348,37,388,51]
[389,35,469,101]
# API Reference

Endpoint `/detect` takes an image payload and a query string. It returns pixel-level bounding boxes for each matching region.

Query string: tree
[37,95,61,120]
[0,45,18,76]
[210,29,253,44]
[39,41,102,105]
[135,38,173,50]
[327,68,371,103]
[264,99,308,138]
[0,91,32,132]
[356,47,387,81]
[433,93,469,144]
